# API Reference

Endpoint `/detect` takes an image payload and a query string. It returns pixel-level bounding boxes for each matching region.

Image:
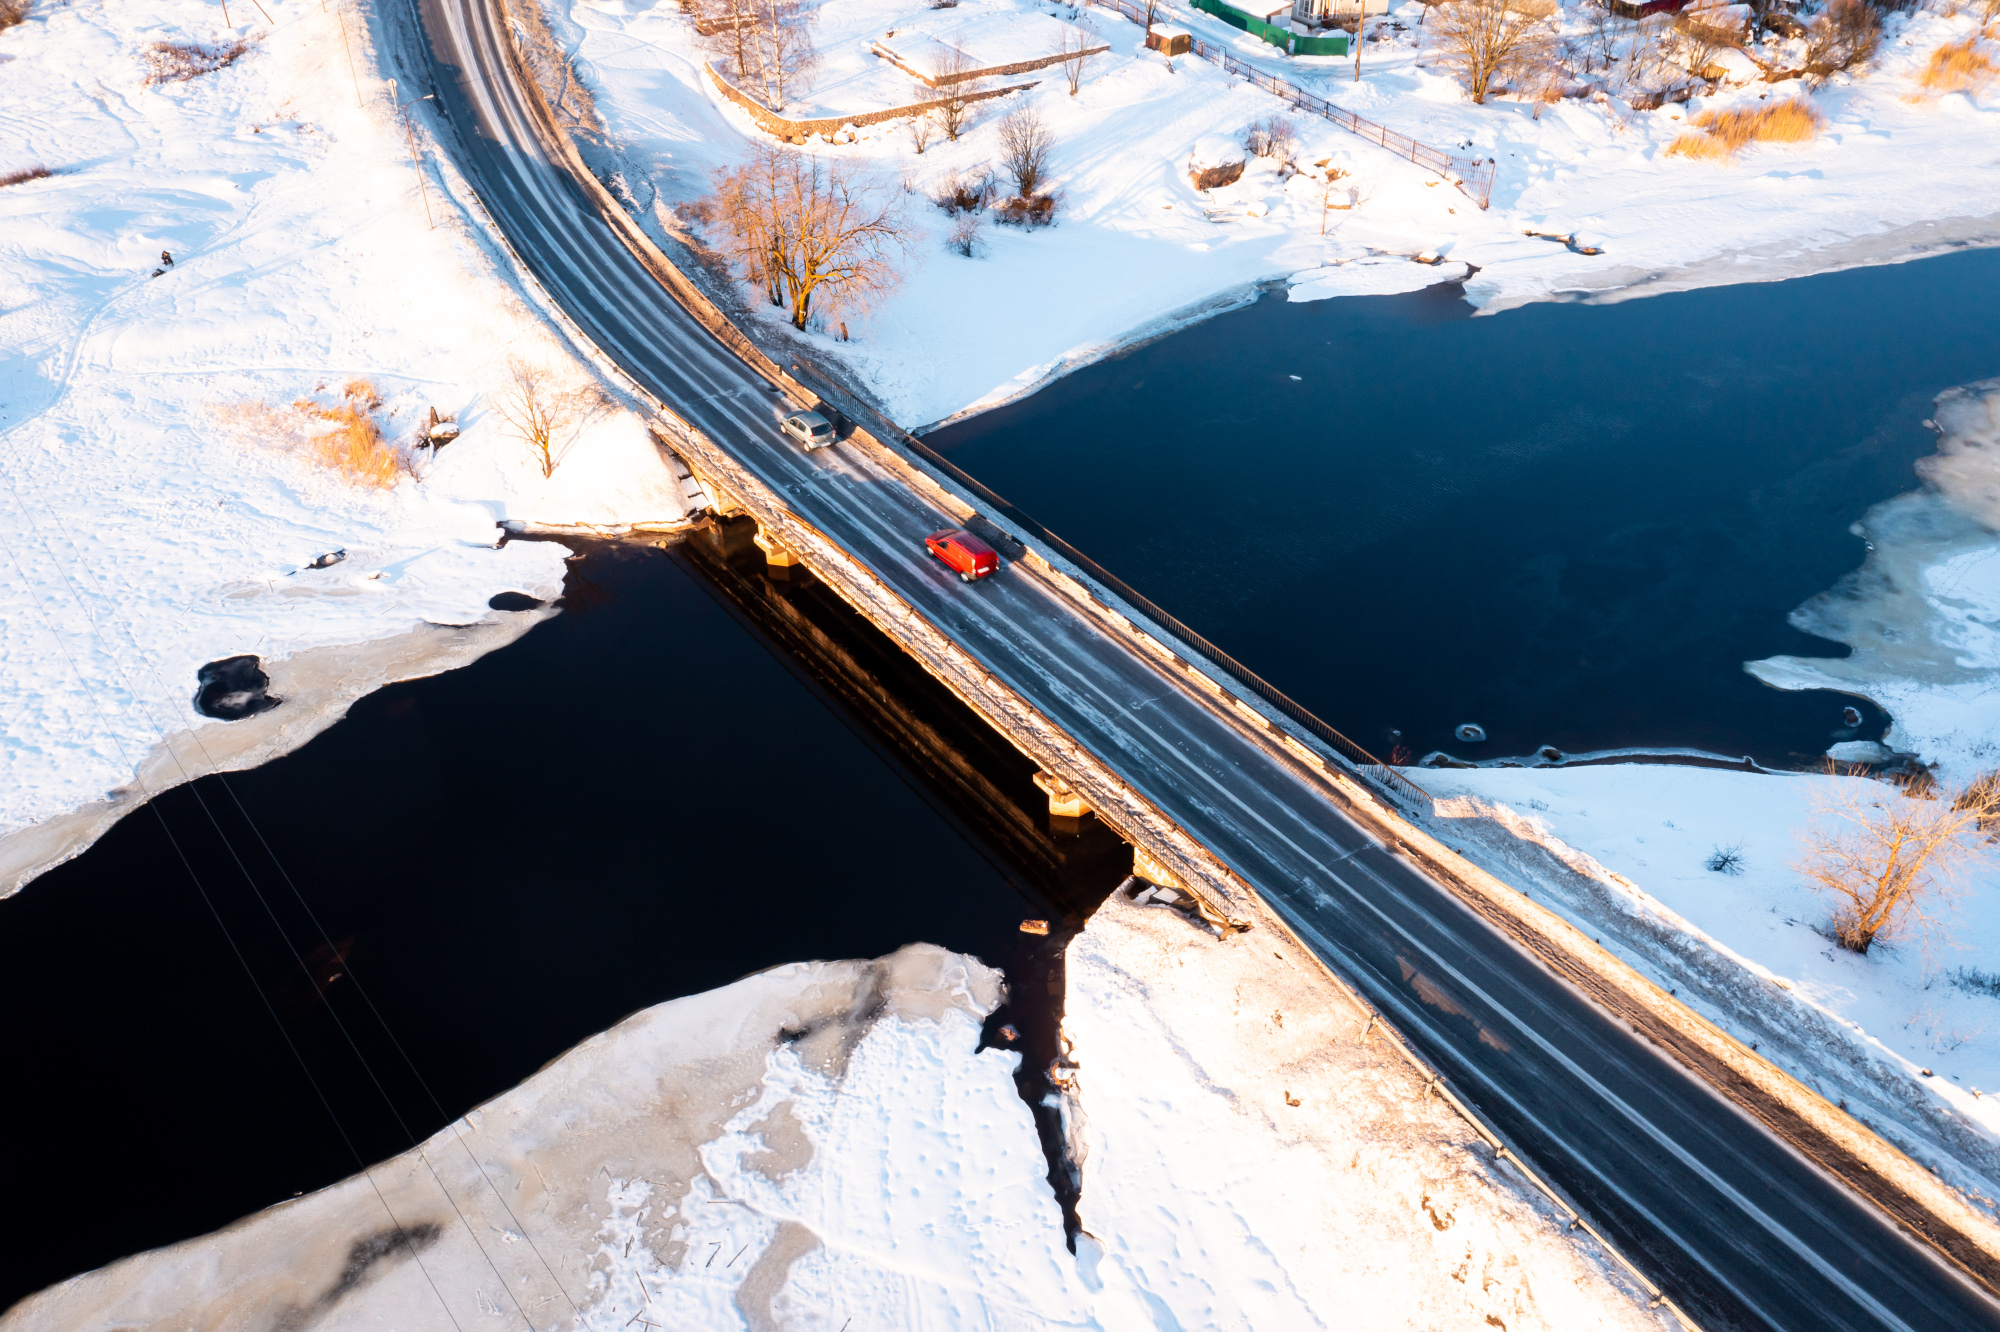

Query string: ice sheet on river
[1748,377,2000,779]
[3,934,1661,1330]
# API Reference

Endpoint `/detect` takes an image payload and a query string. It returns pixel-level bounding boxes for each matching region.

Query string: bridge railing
[788,359,1435,814]
[1083,0,1496,209]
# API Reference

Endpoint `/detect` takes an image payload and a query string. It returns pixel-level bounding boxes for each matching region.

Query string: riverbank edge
[0,610,556,899]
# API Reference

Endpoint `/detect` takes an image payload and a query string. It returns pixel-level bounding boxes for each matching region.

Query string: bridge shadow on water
[0,531,1124,1310]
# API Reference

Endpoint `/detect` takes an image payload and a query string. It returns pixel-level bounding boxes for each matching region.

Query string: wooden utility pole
[395,84,438,230]
[335,0,363,108]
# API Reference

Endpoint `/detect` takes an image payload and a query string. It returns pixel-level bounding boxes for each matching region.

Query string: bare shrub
[1794,769,2000,957]
[997,105,1054,200]
[933,41,982,140]
[1055,23,1097,94]
[1429,0,1559,104]
[1579,0,1621,71]
[142,38,253,85]
[1802,0,1882,74]
[931,168,990,214]
[907,108,934,153]
[707,143,910,329]
[930,0,959,8]
[0,165,53,188]
[947,210,982,256]
[1244,114,1297,163]
[1665,98,1823,158]
[493,357,607,479]
[1912,30,2000,95]
[1317,164,1352,234]
[0,0,29,31]
[992,193,1057,227]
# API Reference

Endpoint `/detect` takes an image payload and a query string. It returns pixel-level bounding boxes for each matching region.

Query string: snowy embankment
[1414,761,2000,1209]
[0,0,691,890]
[1,938,1664,1329]
[558,0,2000,427]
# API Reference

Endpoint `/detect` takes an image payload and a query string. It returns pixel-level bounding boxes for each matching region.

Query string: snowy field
[559,0,2000,427]
[0,0,695,887]
[1,937,1666,1329]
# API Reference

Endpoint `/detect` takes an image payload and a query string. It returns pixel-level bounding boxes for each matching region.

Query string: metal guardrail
[787,360,1435,813]
[1085,0,1497,209]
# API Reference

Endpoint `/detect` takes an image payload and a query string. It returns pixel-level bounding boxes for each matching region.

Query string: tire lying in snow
[194,655,282,721]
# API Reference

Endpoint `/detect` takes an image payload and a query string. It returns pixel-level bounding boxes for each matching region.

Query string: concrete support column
[1032,771,1091,834]
[753,528,803,568]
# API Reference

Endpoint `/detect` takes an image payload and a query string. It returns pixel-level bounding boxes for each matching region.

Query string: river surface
[928,247,2000,767]
[7,251,2000,1310]
[0,531,1120,1310]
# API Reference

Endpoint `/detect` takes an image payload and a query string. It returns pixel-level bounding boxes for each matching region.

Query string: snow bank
[2,931,1660,1327]
[1062,890,1666,1330]
[0,0,695,885]
[1415,763,2000,1207]
[560,0,2000,428]
[1749,377,2000,780]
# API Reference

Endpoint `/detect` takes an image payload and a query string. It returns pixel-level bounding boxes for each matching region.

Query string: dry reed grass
[141,38,253,86]
[216,381,408,488]
[0,0,31,32]
[1911,29,1999,97]
[1665,99,1824,160]
[0,165,53,188]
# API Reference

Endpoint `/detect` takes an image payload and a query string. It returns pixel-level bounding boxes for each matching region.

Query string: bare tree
[1580,0,1620,73]
[695,0,760,85]
[998,105,1054,199]
[750,0,819,109]
[1244,114,1297,164]
[1055,24,1097,94]
[1142,0,1163,32]
[494,357,606,479]
[1802,0,1881,75]
[707,144,910,329]
[1794,770,2000,959]
[1429,0,1558,103]
[907,107,935,153]
[932,41,982,140]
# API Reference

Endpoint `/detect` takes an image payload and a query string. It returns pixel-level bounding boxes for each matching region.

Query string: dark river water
[0,529,1123,1310]
[928,247,2000,767]
[6,250,1999,1310]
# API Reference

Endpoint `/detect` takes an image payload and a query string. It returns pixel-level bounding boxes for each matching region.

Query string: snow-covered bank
[1750,376,2000,781]
[1415,762,2000,1210]
[0,0,695,884]
[558,0,2000,428]
[1064,890,1665,1329]
[1,936,1662,1327]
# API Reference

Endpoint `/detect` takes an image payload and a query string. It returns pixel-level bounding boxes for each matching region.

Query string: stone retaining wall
[704,62,1036,140]
[870,40,1109,87]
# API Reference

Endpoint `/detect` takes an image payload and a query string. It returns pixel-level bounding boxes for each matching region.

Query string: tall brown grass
[0,0,31,32]
[0,165,53,188]
[216,382,408,488]
[1911,30,1999,98]
[1665,99,1824,160]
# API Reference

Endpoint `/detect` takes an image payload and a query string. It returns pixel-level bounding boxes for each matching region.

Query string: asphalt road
[410,4,2000,1326]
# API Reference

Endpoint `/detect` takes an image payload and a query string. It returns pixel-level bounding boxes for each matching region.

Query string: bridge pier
[753,528,804,575]
[1032,770,1092,834]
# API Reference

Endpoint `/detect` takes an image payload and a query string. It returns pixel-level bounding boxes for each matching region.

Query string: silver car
[779,409,835,450]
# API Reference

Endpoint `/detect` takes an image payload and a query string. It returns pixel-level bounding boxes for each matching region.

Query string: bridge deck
[410,2,2000,1326]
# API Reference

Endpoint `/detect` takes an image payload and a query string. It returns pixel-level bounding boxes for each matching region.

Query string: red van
[924,529,999,582]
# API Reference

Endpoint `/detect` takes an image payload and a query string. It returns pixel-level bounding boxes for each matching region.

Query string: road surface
[410,3,2000,1326]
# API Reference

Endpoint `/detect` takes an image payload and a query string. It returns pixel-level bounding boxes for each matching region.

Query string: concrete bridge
[408,1,2000,1326]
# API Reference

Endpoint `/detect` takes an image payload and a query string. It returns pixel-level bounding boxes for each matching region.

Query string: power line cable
[0,523,466,1332]
[0,461,582,1321]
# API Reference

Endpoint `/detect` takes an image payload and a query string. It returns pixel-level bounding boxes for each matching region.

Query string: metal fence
[1086,0,1496,209]
[789,359,1436,813]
